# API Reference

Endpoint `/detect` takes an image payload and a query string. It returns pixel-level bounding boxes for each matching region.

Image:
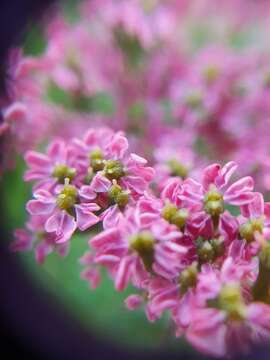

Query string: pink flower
[6,48,41,100]
[186,256,258,357]
[186,301,270,357]
[186,308,228,357]
[11,215,69,263]
[180,161,255,236]
[80,251,101,289]
[137,177,183,228]
[24,139,79,190]
[247,303,270,343]
[90,131,155,197]
[182,161,254,208]
[124,294,144,310]
[239,192,270,248]
[89,207,187,291]
[145,276,180,321]
[145,262,199,328]
[26,180,100,243]
[70,128,155,198]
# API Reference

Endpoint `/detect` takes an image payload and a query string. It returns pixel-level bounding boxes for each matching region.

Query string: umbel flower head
[23,128,155,247]
[11,123,270,357]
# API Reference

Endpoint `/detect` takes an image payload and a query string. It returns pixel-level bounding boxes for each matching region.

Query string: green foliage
[23,24,46,56]
[62,0,80,23]
[189,25,212,52]
[225,204,240,216]
[46,83,115,115]
[229,27,261,50]
[1,159,30,230]
[46,83,74,109]
[160,99,174,124]
[114,29,145,68]
[128,101,145,120]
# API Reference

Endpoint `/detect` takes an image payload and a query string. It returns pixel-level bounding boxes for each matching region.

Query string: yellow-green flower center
[167,159,189,179]
[52,164,77,183]
[56,183,78,211]
[162,203,188,230]
[240,218,264,243]
[218,285,246,321]
[104,160,125,180]
[197,240,215,263]
[185,91,203,109]
[89,148,105,172]
[108,183,129,209]
[204,186,224,217]
[196,236,225,264]
[252,242,270,304]
[179,262,198,294]
[142,0,158,13]
[129,231,155,272]
[203,66,219,84]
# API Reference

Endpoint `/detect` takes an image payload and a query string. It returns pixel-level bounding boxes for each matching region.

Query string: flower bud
[130,231,155,272]
[56,180,78,210]
[108,182,129,208]
[104,160,125,180]
[219,285,246,321]
[52,164,77,183]
[197,240,215,263]
[167,159,188,178]
[204,187,224,217]
[90,148,105,172]
[179,262,198,294]
[240,218,264,243]
[162,203,188,230]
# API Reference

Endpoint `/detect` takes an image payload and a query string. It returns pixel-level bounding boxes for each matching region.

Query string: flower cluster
[12,127,270,357]
[81,158,270,357]
[4,0,270,357]
[13,128,154,261]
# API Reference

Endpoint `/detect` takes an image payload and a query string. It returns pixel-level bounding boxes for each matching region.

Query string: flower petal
[75,203,100,231]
